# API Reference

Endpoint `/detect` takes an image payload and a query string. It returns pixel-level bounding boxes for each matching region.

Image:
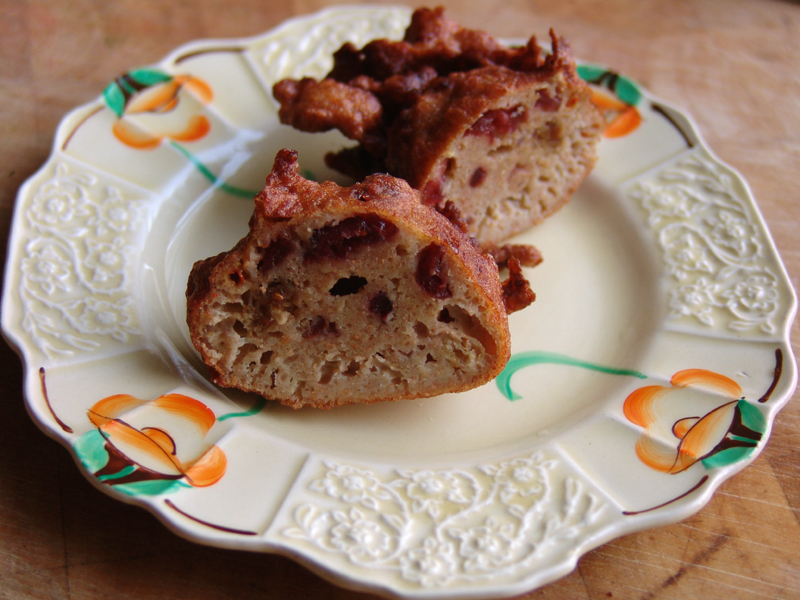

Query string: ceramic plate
[2,6,797,599]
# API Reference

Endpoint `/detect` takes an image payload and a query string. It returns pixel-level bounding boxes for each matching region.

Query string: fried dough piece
[273,7,604,247]
[186,149,534,409]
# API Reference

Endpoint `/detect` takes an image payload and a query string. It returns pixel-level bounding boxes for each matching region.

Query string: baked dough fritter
[186,149,534,409]
[273,6,604,247]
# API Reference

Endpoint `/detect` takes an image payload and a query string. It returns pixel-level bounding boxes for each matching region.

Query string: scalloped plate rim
[1,5,797,599]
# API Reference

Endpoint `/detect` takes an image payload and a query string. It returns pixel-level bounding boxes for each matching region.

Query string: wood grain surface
[1,1,798,598]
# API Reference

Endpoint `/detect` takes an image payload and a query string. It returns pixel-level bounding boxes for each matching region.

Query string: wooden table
[1,1,798,598]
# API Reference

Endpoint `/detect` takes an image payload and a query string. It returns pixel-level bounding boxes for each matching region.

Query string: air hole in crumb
[444,157,456,177]
[344,361,361,376]
[414,322,430,337]
[319,361,339,384]
[229,271,242,284]
[223,302,243,314]
[260,351,273,365]
[438,308,455,323]
[426,353,436,363]
[395,245,408,257]
[442,305,497,356]
[488,144,512,156]
[329,275,368,296]
[236,343,257,359]
[233,320,247,337]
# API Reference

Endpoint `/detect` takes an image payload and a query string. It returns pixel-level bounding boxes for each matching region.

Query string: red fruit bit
[257,235,294,275]
[470,167,487,187]
[435,200,469,233]
[303,316,339,338]
[534,90,561,112]
[420,158,453,206]
[466,106,527,142]
[369,291,393,321]
[416,243,452,299]
[421,179,444,206]
[305,215,398,262]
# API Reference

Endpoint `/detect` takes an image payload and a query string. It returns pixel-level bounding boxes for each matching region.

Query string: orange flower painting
[577,64,643,138]
[75,392,227,496]
[590,89,642,138]
[623,369,766,474]
[96,68,258,198]
[104,69,213,150]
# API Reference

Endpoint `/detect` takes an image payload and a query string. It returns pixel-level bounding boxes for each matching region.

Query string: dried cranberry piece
[534,90,561,112]
[305,215,398,262]
[470,167,487,187]
[420,179,444,206]
[416,243,452,299]
[303,316,339,338]
[435,201,469,233]
[369,291,393,321]
[420,158,453,206]
[466,106,527,141]
[257,235,294,275]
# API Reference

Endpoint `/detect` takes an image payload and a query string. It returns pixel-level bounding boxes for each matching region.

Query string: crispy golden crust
[502,257,537,314]
[273,78,384,150]
[486,244,544,269]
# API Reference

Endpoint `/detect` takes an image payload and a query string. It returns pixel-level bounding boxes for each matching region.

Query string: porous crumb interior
[435,75,601,246]
[192,212,502,408]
